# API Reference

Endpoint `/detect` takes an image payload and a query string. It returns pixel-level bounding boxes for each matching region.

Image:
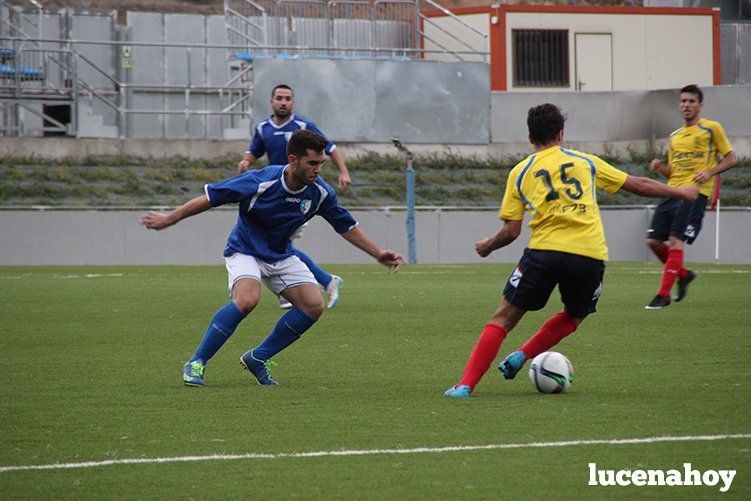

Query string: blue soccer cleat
[499,350,527,380]
[182,360,205,387]
[443,384,472,398]
[240,350,279,386]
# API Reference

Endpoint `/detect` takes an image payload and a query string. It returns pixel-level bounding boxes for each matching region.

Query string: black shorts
[503,248,605,318]
[647,194,708,244]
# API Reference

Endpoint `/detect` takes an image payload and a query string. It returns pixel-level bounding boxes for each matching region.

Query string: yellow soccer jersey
[667,118,733,197]
[500,146,628,261]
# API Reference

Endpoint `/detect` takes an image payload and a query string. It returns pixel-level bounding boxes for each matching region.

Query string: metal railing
[223,0,488,61]
[0,36,484,138]
[0,0,42,45]
[329,0,372,57]
[0,38,257,137]
[418,0,487,62]
[224,0,268,48]
[2,0,491,138]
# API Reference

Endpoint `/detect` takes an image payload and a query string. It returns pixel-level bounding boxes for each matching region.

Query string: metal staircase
[1,0,487,139]
[0,0,76,135]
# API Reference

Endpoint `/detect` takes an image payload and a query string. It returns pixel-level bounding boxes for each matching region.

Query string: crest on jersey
[284,131,293,142]
[300,199,312,214]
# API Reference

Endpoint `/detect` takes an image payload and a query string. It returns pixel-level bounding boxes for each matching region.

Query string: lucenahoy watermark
[588,463,736,492]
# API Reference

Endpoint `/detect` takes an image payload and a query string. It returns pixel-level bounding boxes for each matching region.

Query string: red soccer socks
[654,243,688,279]
[520,311,578,360]
[458,322,508,391]
[658,248,684,297]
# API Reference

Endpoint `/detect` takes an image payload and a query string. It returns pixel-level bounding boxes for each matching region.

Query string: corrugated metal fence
[721,22,751,85]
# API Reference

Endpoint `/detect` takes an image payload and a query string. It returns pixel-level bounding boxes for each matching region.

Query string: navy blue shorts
[503,248,605,318]
[647,194,708,244]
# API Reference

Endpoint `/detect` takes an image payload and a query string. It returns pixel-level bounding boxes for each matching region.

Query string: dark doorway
[42,104,71,136]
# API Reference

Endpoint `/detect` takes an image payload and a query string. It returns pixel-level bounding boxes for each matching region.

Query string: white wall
[506,12,714,91]
[422,13,490,63]
[425,9,715,91]
[2,208,750,265]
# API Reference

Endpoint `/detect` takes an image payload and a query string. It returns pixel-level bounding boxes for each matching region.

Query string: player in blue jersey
[140,130,403,387]
[237,84,351,309]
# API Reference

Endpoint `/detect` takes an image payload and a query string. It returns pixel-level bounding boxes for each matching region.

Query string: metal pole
[714,198,720,262]
[392,138,416,264]
[116,26,131,139]
[406,157,416,264]
[185,47,192,137]
[70,51,78,136]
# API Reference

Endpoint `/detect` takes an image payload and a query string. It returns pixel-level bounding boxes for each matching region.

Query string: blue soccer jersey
[248,114,336,165]
[205,165,357,262]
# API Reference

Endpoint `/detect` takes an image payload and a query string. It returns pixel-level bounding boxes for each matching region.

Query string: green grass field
[1,263,749,499]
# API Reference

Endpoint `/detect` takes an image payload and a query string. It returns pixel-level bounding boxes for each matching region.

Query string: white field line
[323,269,750,276]
[636,270,749,274]
[53,273,125,279]
[1,269,747,280]
[1,434,749,474]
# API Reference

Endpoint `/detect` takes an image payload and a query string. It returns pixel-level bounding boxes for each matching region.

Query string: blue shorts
[647,194,708,244]
[503,248,605,318]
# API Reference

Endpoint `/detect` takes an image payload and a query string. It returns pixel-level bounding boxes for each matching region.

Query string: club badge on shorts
[300,199,312,214]
[509,266,523,287]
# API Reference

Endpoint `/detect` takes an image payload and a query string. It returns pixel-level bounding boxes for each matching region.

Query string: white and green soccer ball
[528,351,573,394]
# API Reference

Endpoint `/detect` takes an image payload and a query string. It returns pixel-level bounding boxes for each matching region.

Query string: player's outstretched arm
[475,219,522,258]
[340,226,404,271]
[329,149,352,190]
[139,195,212,230]
[621,176,699,202]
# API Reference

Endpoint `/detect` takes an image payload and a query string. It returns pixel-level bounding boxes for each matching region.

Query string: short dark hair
[271,84,293,98]
[527,103,566,144]
[287,129,327,158]
[680,84,703,103]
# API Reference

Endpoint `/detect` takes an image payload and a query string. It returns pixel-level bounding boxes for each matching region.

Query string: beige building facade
[423,5,720,91]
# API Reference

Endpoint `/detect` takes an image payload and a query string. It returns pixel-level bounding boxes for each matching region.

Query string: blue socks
[190,301,247,364]
[252,307,317,361]
[190,302,317,365]
[293,247,332,288]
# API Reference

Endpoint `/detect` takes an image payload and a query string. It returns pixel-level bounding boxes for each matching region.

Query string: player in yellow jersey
[444,103,699,398]
[645,85,737,309]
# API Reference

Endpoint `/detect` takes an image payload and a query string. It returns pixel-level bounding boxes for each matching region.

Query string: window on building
[512,29,569,88]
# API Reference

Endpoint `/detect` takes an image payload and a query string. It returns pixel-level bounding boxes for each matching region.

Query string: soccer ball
[528,351,573,394]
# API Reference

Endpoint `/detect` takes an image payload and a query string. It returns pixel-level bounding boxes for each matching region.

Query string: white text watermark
[588,463,736,492]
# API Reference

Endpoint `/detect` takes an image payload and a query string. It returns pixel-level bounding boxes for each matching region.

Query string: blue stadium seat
[235,51,254,62]
[0,47,16,59]
[18,66,44,79]
[0,64,45,80]
[235,51,268,62]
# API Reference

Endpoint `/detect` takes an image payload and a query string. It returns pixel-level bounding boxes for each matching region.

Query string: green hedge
[2,153,749,207]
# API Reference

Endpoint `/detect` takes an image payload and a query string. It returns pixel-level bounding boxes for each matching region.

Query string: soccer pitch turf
[1,263,749,499]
